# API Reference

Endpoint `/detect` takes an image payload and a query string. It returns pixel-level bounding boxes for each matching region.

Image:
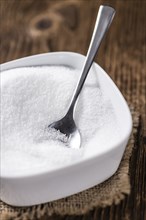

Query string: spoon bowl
[49,114,81,148]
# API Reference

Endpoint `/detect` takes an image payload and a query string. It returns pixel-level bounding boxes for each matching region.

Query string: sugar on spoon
[48,5,116,148]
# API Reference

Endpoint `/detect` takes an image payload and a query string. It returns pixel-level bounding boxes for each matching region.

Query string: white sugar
[1,65,119,175]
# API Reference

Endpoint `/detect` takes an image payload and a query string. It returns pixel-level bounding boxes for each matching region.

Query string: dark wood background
[0,0,145,220]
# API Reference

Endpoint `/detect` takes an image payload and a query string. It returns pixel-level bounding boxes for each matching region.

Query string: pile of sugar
[1,66,119,175]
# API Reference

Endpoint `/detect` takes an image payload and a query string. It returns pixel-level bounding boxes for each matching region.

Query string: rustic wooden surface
[0,0,145,220]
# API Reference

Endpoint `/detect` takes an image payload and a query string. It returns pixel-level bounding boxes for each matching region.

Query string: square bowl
[0,52,132,206]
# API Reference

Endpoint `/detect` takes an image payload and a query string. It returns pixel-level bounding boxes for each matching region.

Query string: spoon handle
[67,5,116,114]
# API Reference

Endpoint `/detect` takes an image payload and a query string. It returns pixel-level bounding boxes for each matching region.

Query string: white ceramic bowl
[0,52,132,206]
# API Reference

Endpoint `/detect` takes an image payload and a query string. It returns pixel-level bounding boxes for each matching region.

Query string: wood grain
[0,0,145,219]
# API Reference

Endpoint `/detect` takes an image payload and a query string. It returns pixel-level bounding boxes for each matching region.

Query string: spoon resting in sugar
[48,5,116,149]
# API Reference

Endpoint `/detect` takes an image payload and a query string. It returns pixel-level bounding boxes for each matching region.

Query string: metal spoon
[48,5,116,148]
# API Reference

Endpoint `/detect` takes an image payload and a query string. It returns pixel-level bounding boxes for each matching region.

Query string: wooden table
[0,0,145,219]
